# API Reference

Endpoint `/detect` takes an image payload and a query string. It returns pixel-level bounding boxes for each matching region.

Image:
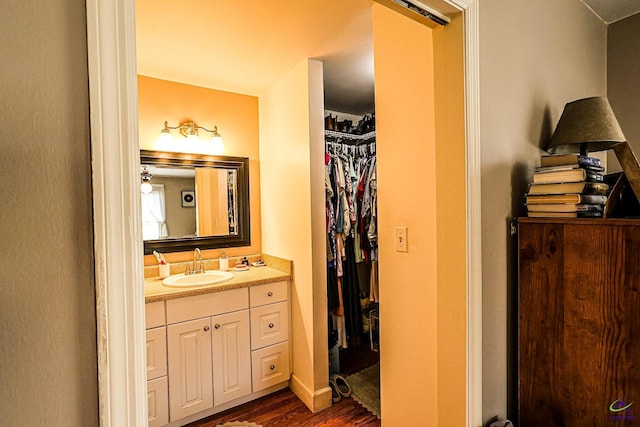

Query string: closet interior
[325,108,380,404]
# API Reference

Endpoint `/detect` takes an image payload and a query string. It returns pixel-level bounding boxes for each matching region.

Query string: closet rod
[325,131,376,146]
[324,130,376,140]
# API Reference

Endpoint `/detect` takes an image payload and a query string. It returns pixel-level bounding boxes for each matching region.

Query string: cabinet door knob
[267,291,273,297]
[214,324,221,329]
[270,364,276,370]
[268,323,274,328]
[203,325,210,332]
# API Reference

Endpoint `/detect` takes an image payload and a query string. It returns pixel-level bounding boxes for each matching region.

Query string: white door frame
[84,0,482,426]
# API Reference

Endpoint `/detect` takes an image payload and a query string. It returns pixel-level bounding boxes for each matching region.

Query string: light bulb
[157,130,174,151]
[141,181,153,194]
[211,135,224,155]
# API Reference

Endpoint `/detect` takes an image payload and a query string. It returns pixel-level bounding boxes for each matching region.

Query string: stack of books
[526,153,609,218]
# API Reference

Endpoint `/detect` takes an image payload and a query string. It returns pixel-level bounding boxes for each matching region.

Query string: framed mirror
[140,150,250,254]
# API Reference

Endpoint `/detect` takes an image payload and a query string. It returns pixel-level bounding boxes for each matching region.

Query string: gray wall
[479,0,606,422]
[154,176,197,237]
[0,0,99,425]
[608,12,640,172]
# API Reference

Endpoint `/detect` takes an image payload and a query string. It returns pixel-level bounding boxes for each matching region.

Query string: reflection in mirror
[140,150,250,254]
[140,166,238,240]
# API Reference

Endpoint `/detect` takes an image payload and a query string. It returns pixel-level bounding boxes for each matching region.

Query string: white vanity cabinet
[145,279,291,426]
[249,281,291,392]
[165,288,251,422]
[145,301,169,427]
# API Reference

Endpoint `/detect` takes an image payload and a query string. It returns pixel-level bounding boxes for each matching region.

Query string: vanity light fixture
[140,166,153,194]
[159,120,225,154]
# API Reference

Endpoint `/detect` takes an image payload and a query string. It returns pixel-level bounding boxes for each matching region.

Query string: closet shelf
[324,130,376,140]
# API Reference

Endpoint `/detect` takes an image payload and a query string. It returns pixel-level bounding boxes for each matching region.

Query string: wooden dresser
[518,218,640,426]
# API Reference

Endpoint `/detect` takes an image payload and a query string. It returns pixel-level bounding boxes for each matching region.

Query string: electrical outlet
[395,226,408,252]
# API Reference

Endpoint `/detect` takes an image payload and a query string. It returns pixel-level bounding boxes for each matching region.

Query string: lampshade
[547,96,626,154]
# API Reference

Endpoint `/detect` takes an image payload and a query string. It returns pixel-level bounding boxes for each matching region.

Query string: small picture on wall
[181,190,196,208]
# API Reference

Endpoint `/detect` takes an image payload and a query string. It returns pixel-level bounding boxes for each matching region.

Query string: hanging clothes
[325,132,377,348]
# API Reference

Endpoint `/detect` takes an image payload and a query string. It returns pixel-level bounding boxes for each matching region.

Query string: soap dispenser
[219,251,229,271]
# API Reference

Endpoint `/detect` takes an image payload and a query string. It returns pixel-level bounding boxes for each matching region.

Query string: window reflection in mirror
[140,150,250,254]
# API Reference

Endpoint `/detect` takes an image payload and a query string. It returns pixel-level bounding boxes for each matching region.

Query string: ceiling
[136,1,639,116]
[581,0,640,24]
[136,0,377,115]
[135,0,459,116]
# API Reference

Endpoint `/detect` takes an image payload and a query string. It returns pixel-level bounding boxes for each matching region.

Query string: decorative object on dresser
[525,153,608,218]
[545,96,640,202]
[517,218,640,427]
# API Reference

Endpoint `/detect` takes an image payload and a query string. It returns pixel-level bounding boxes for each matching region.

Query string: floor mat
[346,362,380,419]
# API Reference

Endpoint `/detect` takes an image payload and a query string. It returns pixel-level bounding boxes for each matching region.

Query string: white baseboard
[289,374,332,413]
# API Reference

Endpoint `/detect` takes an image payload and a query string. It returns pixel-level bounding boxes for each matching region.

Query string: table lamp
[547,96,640,202]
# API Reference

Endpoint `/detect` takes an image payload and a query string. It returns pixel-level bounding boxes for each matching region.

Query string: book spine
[585,171,604,182]
[577,155,602,167]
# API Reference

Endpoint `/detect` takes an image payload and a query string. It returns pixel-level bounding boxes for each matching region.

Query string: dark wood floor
[188,342,380,427]
[338,343,379,377]
[186,388,380,427]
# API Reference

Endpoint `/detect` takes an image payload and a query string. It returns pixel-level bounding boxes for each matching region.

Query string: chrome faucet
[186,248,205,275]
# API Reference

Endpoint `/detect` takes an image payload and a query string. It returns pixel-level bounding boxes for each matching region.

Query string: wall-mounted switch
[395,226,408,252]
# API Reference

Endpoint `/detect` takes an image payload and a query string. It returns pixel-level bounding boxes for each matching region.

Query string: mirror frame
[140,149,250,254]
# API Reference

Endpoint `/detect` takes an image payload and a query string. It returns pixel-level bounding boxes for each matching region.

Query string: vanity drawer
[250,301,289,350]
[145,301,166,329]
[166,287,248,324]
[147,376,169,427]
[146,326,167,380]
[250,281,288,307]
[251,341,290,392]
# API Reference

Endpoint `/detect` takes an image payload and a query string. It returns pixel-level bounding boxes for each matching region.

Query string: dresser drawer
[145,301,166,329]
[166,287,248,324]
[250,301,289,350]
[249,281,288,307]
[251,341,290,392]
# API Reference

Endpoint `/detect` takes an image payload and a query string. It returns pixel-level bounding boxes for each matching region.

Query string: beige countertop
[145,255,292,303]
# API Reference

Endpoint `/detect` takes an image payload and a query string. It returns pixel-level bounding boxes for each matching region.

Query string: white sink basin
[162,271,234,288]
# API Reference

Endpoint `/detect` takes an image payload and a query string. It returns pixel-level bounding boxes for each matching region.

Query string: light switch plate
[395,226,408,252]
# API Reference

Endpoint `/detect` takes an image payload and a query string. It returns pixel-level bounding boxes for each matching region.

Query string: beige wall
[0,0,99,425]
[138,76,261,263]
[433,12,467,426]
[152,176,196,237]
[479,0,606,421]
[259,59,330,411]
[608,12,640,172]
[373,4,439,423]
[372,5,466,424]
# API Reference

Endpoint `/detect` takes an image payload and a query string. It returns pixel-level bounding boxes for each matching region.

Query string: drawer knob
[203,325,210,332]
[267,291,273,297]
[270,364,276,370]
[268,323,274,329]
[214,324,221,329]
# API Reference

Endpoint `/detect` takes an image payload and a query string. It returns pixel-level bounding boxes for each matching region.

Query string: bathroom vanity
[144,262,291,427]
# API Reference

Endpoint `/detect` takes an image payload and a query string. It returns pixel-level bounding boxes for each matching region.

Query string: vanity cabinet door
[211,310,251,406]
[167,318,213,421]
